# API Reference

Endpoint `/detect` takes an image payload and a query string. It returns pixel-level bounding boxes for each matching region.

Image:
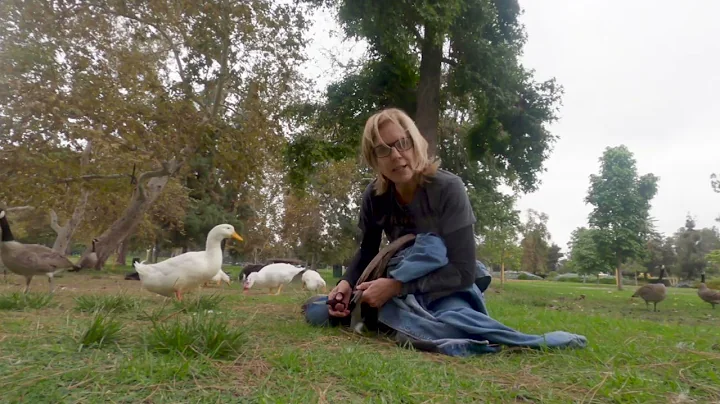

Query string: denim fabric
[302,233,588,357]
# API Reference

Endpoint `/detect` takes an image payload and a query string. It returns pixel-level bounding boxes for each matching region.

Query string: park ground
[0,266,718,403]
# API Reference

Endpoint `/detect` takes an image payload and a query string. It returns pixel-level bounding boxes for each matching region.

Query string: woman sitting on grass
[303,108,587,356]
[328,107,478,318]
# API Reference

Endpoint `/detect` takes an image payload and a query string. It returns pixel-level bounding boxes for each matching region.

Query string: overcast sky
[303,1,720,250]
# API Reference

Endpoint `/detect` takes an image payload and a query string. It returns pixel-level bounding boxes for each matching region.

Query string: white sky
[302,1,720,251]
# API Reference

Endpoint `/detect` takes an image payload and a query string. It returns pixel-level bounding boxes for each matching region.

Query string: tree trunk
[115,241,128,266]
[83,161,180,269]
[500,260,505,285]
[615,259,623,291]
[415,24,443,158]
[152,239,161,263]
[50,189,90,254]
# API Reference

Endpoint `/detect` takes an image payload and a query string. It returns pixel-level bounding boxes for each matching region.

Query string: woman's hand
[357,278,402,308]
[327,280,352,317]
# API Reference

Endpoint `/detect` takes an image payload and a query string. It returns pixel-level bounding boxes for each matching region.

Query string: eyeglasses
[374,137,413,158]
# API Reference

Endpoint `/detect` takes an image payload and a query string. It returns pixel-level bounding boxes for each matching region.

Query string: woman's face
[375,121,416,186]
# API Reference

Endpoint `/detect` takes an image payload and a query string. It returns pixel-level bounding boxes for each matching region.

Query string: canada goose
[69,238,99,272]
[698,283,720,309]
[133,224,243,301]
[0,209,76,293]
[631,283,667,311]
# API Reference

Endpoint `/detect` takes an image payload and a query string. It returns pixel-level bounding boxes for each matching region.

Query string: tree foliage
[585,145,659,289]
[0,0,310,265]
[290,0,562,240]
[672,217,720,279]
[546,243,563,273]
[519,209,550,275]
[476,206,520,283]
[565,227,611,277]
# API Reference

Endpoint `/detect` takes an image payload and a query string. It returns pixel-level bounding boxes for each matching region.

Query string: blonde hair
[361,108,440,194]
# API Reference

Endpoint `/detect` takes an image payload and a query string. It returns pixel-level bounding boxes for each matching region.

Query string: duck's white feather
[244,263,305,291]
[301,270,326,292]
[133,223,242,299]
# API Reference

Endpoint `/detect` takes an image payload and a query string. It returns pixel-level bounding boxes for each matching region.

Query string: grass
[0,267,718,403]
[77,312,122,350]
[0,291,54,310]
[74,293,140,313]
[144,311,247,359]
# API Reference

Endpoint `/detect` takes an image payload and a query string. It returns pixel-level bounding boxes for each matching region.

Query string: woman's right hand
[328,280,352,317]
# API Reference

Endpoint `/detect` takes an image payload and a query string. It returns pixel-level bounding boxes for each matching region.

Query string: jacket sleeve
[400,224,476,295]
[341,185,382,288]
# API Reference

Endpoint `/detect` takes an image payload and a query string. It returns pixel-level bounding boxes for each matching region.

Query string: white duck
[133,224,243,300]
[243,262,305,295]
[209,269,231,286]
[301,269,327,293]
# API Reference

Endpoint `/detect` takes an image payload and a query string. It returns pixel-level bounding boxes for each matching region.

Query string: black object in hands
[326,291,358,312]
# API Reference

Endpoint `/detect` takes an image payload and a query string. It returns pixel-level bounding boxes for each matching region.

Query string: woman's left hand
[356,278,402,308]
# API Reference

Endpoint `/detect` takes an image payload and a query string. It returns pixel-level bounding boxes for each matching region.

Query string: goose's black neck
[0,215,15,242]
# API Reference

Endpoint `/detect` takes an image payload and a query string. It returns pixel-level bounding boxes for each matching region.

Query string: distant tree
[520,209,551,275]
[565,227,612,280]
[476,205,520,284]
[642,233,676,279]
[707,250,720,273]
[585,145,659,290]
[673,217,720,279]
[546,243,563,273]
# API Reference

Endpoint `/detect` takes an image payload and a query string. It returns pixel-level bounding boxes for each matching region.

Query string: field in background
[0,267,718,403]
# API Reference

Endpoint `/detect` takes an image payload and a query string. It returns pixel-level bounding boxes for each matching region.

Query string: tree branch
[59,174,130,183]
[209,37,231,119]
[442,57,458,67]
[99,2,205,110]
[6,206,34,213]
[135,158,182,200]
[49,209,62,234]
[80,139,93,167]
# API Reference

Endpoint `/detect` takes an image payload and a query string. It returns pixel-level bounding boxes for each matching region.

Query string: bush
[693,278,720,289]
[517,272,543,280]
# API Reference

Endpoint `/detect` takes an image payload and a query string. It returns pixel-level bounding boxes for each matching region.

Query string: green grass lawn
[0,268,718,403]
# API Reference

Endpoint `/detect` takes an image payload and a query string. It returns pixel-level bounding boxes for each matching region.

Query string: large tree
[585,145,659,290]
[0,0,309,267]
[290,0,562,237]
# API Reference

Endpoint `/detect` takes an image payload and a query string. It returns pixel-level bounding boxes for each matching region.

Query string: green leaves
[565,227,612,276]
[585,145,659,287]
